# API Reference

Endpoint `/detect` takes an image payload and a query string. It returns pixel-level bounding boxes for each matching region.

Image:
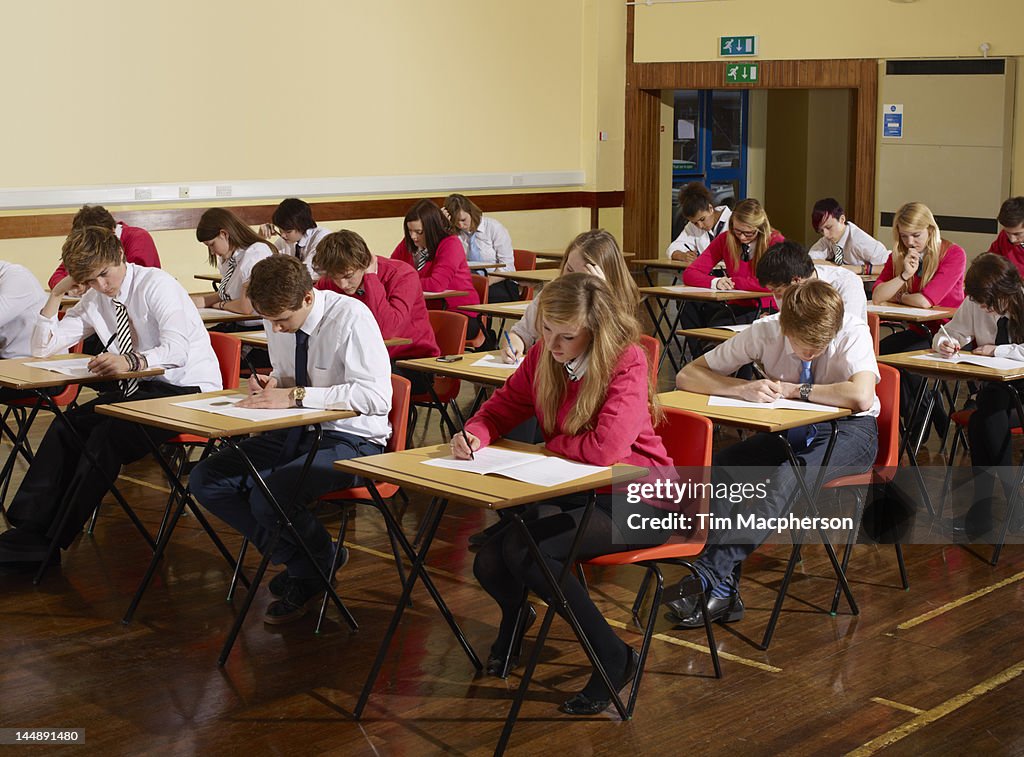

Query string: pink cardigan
[391,235,479,315]
[682,230,784,309]
[465,342,673,470]
[988,231,1024,279]
[877,241,965,332]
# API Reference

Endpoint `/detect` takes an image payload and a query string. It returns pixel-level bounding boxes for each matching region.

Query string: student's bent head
[965,253,1023,314]
[312,230,373,294]
[677,182,716,228]
[997,197,1024,243]
[811,198,846,240]
[248,255,314,331]
[403,199,450,256]
[443,194,482,234]
[755,240,813,297]
[778,279,845,358]
[196,207,272,267]
[62,226,126,295]
[271,198,317,242]
[71,205,116,232]
[559,229,641,313]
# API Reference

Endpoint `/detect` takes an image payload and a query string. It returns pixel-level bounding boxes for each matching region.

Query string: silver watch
[799,382,813,401]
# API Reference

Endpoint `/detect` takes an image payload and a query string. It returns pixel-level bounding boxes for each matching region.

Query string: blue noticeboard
[883,104,903,138]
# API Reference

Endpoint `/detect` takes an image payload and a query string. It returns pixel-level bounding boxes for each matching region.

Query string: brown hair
[61,226,125,282]
[534,273,662,436]
[312,230,373,276]
[997,197,1024,229]
[778,279,845,350]
[247,255,312,316]
[196,207,275,267]
[71,205,117,232]
[443,194,483,234]
[965,253,1024,343]
[677,182,715,221]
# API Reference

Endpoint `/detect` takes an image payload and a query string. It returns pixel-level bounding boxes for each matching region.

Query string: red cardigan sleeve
[730,231,785,293]
[360,265,419,339]
[48,262,68,290]
[682,233,726,287]
[920,244,966,307]
[876,253,895,284]
[464,346,540,446]
[120,225,161,269]
[417,236,471,293]
[545,346,652,467]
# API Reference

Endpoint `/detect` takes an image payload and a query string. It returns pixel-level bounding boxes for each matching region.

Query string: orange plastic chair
[575,408,720,716]
[411,310,468,438]
[867,312,881,355]
[466,274,490,351]
[512,249,538,301]
[639,334,660,386]
[312,374,412,630]
[821,363,907,609]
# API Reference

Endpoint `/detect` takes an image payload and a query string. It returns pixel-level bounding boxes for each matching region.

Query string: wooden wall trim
[0,191,625,241]
[623,55,879,258]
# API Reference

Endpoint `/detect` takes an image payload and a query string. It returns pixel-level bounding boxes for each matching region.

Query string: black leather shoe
[669,592,745,629]
[560,647,640,716]
[486,604,537,677]
[269,543,349,599]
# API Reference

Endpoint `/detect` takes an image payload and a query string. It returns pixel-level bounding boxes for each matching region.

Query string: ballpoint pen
[448,400,475,461]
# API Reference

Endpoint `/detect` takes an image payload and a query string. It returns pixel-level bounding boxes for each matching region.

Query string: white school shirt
[931,295,1024,362]
[808,222,889,267]
[274,226,332,278]
[510,296,541,350]
[814,263,868,322]
[0,261,48,359]
[32,264,222,392]
[458,216,515,273]
[219,241,275,327]
[704,312,880,417]
[264,288,393,446]
[665,206,732,258]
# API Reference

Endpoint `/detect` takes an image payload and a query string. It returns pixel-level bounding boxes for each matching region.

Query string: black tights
[967,382,1024,508]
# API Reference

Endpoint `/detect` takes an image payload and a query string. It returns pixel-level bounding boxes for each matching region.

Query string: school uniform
[390,235,480,314]
[0,261,47,360]
[691,314,880,591]
[932,297,1024,511]
[48,222,161,290]
[274,226,332,278]
[988,230,1024,278]
[457,216,519,303]
[214,241,276,329]
[0,264,221,560]
[189,288,392,582]
[814,263,868,321]
[665,206,732,258]
[808,222,889,268]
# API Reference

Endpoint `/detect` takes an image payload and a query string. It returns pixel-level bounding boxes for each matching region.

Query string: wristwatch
[291,386,306,408]
[799,382,813,402]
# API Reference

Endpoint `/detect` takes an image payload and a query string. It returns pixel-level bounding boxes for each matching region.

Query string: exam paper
[23,358,95,378]
[173,395,314,422]
[472,354,519,370]
[707,395,841,413]
[423,446,608,487]
[720,324,752,332]
[910,352,1024,371]
[867,304,940,318]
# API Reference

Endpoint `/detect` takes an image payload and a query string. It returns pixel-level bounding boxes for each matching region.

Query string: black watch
[799,382,813,402]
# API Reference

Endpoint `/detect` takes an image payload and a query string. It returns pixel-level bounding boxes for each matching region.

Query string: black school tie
[281,329,311,461]
[295,242,304,261]
[740,243,751,262]
[996,316,1010,346]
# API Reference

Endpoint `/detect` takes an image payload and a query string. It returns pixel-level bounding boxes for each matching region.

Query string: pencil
[448,400,476,460]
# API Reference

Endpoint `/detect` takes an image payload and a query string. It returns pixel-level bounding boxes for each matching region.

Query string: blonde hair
[890,202,943,285]
[534,273,662,436]
[778,279,845,350]
[726,199,775,270]
[558,229,640,315]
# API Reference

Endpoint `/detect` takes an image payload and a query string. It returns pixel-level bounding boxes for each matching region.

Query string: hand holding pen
[448,401,477,460]
[87,332,126,375]
[937,324,960,357]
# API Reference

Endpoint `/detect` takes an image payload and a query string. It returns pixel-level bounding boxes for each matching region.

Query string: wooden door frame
[624,8,877,257]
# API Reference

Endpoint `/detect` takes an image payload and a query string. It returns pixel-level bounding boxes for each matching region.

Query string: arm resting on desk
[676,356,783,403]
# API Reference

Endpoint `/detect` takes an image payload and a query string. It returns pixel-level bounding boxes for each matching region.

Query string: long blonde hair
[534,273,662,436]
[890,202,943,285]
[557,229,640,314]
[725,199,775,270]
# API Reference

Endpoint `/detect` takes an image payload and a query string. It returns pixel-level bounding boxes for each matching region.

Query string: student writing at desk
[443,193,519,303]
[189,255,392,624]
[756,240,867,321]
[452,273,675,715]
[807,197,889,275]
[873,202,966,436]
[667,280,878,626]
[933,254,1024,538]
[665,182,732,263]
[0,226,221,570]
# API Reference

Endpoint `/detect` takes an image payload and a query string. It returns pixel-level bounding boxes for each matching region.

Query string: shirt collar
[837,223,853,249]
[110,262,136,302]
[300,228,317,245]
[565,350,591,381]
[298,288,327,338]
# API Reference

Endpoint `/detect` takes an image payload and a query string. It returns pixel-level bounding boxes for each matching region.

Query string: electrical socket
[178,186,190,199]
[216,185,232,198]
[134,187,152,201]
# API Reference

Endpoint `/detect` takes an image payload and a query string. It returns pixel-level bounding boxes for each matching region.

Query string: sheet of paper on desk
[198,307,230,318]
[911,352,1024,371]
[721,324,751,332]
[423,446,608,487]
[867,304,938,317]
[23,358,95,378]
[471,354,519,370]
[707,395,840,412]
[664,285,713,293]
[173,395,313,422]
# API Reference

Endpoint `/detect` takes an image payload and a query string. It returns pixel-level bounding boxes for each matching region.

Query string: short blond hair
[61,226,125,282]
[778,279,845,349]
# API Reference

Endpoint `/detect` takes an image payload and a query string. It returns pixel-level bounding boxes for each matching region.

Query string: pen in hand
[939,324,960,354]
[448,400,475,461]
[503,331,519,363]
[244,354,267,390]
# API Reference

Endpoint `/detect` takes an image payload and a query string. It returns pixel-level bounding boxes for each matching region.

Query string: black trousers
[967,382,1024,503]
[7,381,200,548]
[879,329,941,425]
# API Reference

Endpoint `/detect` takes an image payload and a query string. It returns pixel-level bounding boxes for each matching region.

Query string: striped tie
[219,253,237,302]
[112,298,138,397]
[413,248,429,270]
[833,244,844,266]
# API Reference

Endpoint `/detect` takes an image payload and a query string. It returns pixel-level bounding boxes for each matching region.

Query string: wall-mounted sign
[720,36,758,57]
[725,63,759,84]
[883,103,904,138]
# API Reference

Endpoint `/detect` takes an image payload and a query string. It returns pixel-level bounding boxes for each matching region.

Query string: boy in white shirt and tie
[189,255,392,624]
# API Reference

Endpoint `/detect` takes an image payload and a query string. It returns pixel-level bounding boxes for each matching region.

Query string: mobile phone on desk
[436,355,463,363]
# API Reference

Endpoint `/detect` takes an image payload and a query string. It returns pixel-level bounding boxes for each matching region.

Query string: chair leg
[631,571,654,626]
[226,538,250,602]
[315,505,354,634]
[576,563,588,594]
[895,544,909,590]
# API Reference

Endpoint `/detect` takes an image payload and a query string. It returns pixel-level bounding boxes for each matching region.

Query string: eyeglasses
[732,226,759,240]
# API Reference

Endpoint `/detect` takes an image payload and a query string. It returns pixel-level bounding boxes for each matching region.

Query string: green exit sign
[725,63,759,84]
[720,35,758,57]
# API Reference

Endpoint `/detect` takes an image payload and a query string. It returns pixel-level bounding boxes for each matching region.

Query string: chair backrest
[867,312,880,355]
[208,332,242,390]
[466,274,491,349]
[638,335,660,386]
[875,363,900,467]
[470,273,489,307]
[417,310,468,403]
[513,249,537,272]
[657,406,713,468]
[387,374,412,453]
